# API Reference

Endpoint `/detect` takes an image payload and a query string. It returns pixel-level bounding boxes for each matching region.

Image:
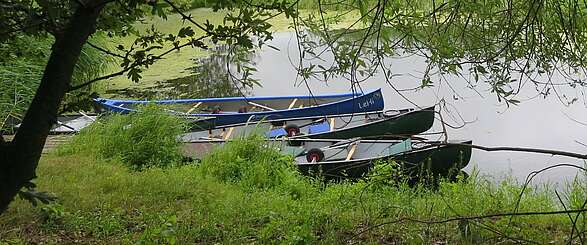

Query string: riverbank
[1,141,584,243]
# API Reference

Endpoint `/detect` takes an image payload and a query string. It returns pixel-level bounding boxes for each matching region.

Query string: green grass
[58,104,187,170]
[1,130,586,243]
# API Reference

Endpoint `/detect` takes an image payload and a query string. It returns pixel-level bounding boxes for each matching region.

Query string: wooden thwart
[248,101,276,111]
[288,98,298,109]
[223,127,235,140]
[345,143,358,161]
[78,111,96,121]
[187,102,203,114]
[329,118,335,131]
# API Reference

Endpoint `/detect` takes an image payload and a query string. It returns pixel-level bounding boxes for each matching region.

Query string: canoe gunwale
[189,110,386,131]
[295,140,473,180]
[188,89,384,128]
[95,91,364,105]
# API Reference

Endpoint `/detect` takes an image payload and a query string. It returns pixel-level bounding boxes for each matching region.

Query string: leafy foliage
[198,136,313,194]
[59,104,187,170]
[298,0,587,105]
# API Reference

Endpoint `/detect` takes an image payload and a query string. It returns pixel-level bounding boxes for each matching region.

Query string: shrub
[60,104,186,169]
[197,136,312,192]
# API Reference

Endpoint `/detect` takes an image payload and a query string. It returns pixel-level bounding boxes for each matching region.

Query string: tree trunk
[0,2,105,214]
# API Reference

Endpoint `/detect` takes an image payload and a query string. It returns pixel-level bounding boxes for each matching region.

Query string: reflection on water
[106,45,252,99]
[250,32,587,185]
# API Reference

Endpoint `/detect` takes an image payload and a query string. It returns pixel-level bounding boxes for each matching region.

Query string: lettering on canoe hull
[358,98,375,109]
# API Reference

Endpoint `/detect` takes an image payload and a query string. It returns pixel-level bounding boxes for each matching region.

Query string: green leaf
[178,27,195,38]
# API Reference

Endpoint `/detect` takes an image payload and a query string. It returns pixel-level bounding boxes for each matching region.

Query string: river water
[245,32,587,184]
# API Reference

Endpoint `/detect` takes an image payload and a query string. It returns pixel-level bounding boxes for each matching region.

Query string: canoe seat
[309,122,330,134]
[267,128,287,138]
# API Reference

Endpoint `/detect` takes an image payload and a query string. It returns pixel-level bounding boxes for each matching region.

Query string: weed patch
[58,104,186,170]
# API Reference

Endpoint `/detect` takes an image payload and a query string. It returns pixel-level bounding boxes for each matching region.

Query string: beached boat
[181,138,472,180]
[95,91,362,114]
[180,105,435,141]
[287,106,435,140]
[95,89,385,129]
[13,113,98,134]
[293,139,472,180]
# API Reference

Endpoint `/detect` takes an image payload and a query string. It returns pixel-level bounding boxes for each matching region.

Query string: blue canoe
[94,89,385,129]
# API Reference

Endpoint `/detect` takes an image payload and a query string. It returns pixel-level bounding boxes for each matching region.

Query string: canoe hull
[95,91,361,113]
[302,106,435,139]
[296,141,472,180]
[191,89,384,128]
[95,89,385,130]
[181,106,435,143]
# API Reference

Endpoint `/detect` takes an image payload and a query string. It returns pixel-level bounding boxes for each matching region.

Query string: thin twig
[431,143,587,160]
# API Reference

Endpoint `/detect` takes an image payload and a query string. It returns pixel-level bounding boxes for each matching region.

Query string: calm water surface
[249,32,587,184]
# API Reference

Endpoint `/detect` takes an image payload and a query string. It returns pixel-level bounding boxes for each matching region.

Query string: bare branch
[87,41,125,59]
[430,142,587,160]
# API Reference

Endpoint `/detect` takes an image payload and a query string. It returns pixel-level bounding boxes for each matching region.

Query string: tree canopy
[296,0,587,105]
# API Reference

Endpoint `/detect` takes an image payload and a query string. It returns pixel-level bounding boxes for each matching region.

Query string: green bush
[197,136,314,194]
[60,104,186,170]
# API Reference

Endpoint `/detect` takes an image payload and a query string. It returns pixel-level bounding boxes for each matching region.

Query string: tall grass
[198,137,318,198]
[59,104,187,169]
[0,34,114,133]
[0,36,49,132]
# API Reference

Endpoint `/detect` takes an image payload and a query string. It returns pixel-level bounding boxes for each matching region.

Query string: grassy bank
[2,148,585,243]
[1,112,586,244]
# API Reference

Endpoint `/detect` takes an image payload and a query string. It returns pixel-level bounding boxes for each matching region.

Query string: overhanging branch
[87,41,125,59]
[69,35,207,91]
[428,142,587,160]
[352,208,587,241]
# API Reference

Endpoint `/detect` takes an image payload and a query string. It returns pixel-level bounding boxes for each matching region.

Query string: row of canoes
[92,89,472,180]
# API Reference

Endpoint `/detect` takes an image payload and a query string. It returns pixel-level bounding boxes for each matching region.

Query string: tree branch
[87,41,125,59]
[427,142,587,160]
[161,0,209,33]
[68,35,207,91]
